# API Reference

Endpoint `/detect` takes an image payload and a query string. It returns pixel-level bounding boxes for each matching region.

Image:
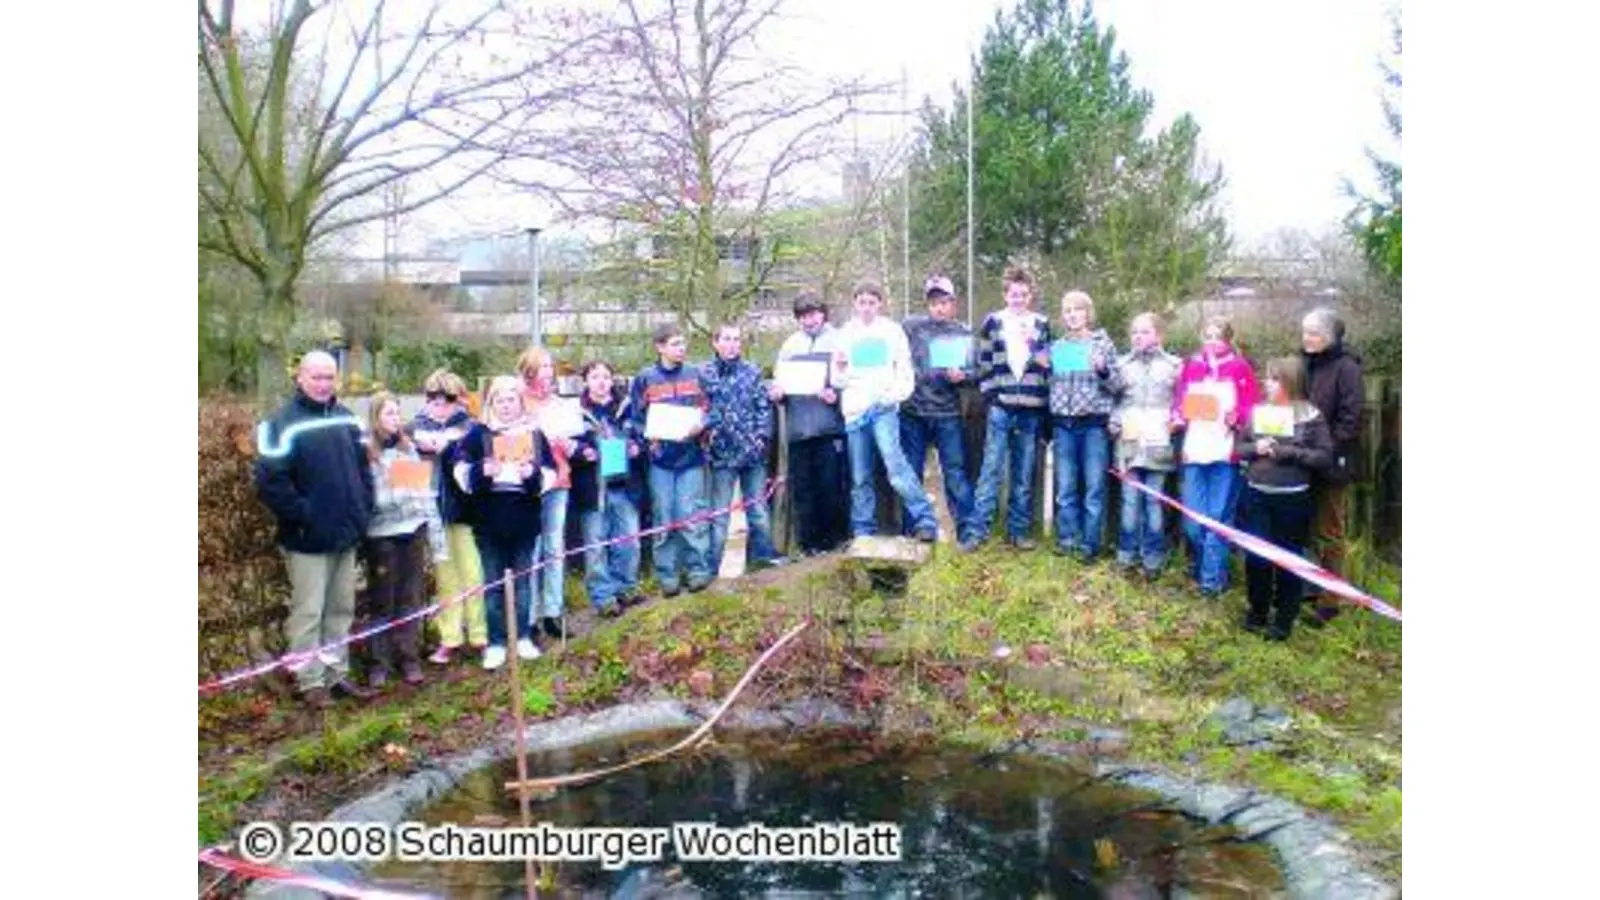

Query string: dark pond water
[369,728,1283,898]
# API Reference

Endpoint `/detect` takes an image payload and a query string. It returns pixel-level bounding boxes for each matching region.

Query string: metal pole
[901,65,911,318]
[965,53,976,329]
[526,227,543,346]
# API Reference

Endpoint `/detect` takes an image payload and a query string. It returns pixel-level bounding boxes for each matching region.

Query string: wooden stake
[503,568,536,899]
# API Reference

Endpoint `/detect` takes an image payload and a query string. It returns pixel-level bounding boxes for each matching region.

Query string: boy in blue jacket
[702,323,784,575]
[629,323,714,596]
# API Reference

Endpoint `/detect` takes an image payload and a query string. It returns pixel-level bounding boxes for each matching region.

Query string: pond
[369,728,1284,898]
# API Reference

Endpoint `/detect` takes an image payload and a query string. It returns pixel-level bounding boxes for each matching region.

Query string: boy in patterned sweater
[971,265,1053,549]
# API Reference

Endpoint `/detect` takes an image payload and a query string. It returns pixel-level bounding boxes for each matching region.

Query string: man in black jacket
[254,351,377,707]
[1300,308,1366,625]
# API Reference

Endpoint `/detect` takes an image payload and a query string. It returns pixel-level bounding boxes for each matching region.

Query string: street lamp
[526,226,543,345]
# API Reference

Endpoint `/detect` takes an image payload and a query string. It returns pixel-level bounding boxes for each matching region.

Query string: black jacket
[902,314,978,418]
[254,390,375,554]
[456,422,554,543]
[1303,342,1365,485]
[1235,406,1336,491]
[571,392,647,513]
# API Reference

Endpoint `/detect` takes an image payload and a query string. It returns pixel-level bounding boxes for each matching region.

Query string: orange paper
[492,432,533,464]
[1181,392,1222,422]
[389,458,433,492]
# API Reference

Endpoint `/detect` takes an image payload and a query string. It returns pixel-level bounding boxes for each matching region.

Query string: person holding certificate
[900,274,980,547]
[972,266,1053,550]
[1107,313,1184,578]
[411,369,486,665]
[1171,317,1260,597]
[359,391,449,688]
[452,377,558,671]
[701,323,784,575]
[629,323,715,596]
[834,280,940,542]
[571,360,646,618]
[767,291,849,556]
[1233,357,1335,641]
[1046,290,1123,563]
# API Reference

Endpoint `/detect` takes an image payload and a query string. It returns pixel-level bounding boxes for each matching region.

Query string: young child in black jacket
[1233,357,1335,641]
[452,376,557,670]
[569,360,647,618]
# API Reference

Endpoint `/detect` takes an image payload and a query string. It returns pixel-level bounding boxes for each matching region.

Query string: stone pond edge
[245,698,1395,900]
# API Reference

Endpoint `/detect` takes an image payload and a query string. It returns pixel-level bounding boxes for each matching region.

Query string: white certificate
[1183,419,1234,465]
[644,403,704,441]
[775,358,829,396]
[1122,407,1171,448]
[538,398,587,439]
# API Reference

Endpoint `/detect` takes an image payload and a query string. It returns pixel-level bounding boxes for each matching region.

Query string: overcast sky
[379,0,1398,261]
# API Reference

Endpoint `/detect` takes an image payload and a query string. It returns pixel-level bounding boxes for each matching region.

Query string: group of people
[250,267,1364,709]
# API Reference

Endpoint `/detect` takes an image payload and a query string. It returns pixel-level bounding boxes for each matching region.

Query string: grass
[198,543,1402,878]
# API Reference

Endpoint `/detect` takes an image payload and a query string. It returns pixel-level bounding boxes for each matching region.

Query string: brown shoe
[302,687,333,710]
[401,664,425,686]
[329,678,376,701]
[368,670,389,690]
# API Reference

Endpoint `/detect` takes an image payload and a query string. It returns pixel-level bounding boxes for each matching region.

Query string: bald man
[254,351,376,707]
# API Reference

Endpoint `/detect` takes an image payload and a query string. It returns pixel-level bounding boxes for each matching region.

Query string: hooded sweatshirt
[834,315,916,426]
[1173,343,1261,465]
[1048,327,1123,421]
[1109,344,1185,472]
[1235,402,1336,491]
[902,313,977,419]
[776,324,845,442]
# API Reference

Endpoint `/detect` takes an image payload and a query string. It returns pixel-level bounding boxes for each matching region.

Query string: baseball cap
[924,275,956,299]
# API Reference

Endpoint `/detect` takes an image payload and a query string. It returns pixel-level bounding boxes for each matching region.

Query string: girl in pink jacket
[1171,317,1260,596]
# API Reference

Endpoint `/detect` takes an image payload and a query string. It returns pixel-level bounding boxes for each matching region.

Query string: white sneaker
[516,638,542,661]
[482,645,507,670]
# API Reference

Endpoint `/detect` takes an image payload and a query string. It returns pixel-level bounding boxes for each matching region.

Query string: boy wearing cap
[900,274,980,547]
[767,291,850,555]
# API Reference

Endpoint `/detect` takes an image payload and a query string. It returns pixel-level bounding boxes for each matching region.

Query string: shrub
[198,395,290,683]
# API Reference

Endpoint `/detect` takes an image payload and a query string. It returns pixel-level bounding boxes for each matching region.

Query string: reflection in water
[370,729,1283,898]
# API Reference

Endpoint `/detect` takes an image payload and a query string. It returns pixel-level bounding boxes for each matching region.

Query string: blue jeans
[973,405,1042,541]
[1181,462,1240,593]
[708,463,779,574]
[846,409,937,537]
[536,488,569,618]
[473,531,537,648]
[579,488,641,609]
[648,464,712,590]
[1117,467,1170,573]
[900,414,978,544]
[1052,421,1109,557]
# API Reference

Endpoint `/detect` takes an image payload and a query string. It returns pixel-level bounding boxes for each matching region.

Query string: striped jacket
[976,310,1052,410]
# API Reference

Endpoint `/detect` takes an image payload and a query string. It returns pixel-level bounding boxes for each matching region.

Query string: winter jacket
[254,390,375,554]
[454,421,554,543]
[366,438,448,561]
[570,391,646,514]
[701,355,774,470]
[834,316,916,425]
[1235,403,1336,491]
[902,314,977,419]
[409,408,473,524]
[976,309,1052,410]
[629,360,709,471]
[1109,345,1185,472]
[776,325,845,443]
[1303,342,1366,485]
[1048,328,1123,421]
[1173,344,1261,465]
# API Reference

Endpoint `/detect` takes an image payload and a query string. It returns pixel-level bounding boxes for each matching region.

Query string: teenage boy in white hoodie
[833,280,939,542]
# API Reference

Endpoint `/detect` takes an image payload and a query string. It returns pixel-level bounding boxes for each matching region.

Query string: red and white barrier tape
[1110,468,1401,622]
[200,477,786,694]
[197,846,436,899]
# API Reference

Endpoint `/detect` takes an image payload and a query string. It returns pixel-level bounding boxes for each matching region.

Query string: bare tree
[198,0,603,397]
[498,0,895,336]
